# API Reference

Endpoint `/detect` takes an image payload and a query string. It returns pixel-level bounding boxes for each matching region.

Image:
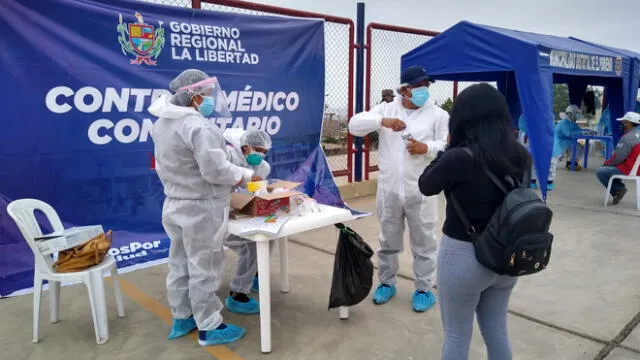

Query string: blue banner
[0,0,344,296]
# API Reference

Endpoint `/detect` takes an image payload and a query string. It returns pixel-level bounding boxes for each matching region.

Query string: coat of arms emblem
[117,12,165,65]
[615,56,623,76]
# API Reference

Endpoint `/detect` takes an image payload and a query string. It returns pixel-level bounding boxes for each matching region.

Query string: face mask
[246,152,264,166]
[408,86,430,107]
[196,96,215,117]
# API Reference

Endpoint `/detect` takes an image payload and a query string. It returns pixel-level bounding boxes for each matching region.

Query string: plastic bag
[328,224,374,309]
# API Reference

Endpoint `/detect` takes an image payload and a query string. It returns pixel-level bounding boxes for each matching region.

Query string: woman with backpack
[419,83,533,360]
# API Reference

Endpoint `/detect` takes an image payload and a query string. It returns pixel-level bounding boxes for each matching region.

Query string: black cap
[400,65,435,86]
[381,89,395,97]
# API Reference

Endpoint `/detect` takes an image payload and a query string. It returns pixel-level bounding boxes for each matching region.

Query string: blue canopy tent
[401,21,634,200]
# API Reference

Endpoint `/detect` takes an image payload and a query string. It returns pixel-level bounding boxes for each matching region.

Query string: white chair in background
[603,154,640,209]
[7,199,125,344]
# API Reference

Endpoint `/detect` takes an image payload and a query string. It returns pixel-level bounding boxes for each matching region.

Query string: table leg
[339,306,349,319]
[571,141,578,171]
[583,139,590,169]
[606,140,613,160]
[256,241,271,353]
[279,237,290,293]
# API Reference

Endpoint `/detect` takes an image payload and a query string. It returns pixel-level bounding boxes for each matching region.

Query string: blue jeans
[437,235,517,360]
[596,166,625,195]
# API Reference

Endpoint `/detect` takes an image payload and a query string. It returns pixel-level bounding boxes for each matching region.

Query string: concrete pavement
[0,159,639,359]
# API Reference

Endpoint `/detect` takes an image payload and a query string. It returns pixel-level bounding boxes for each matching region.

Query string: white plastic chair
[603,155,640,209]
[6,199,125,344]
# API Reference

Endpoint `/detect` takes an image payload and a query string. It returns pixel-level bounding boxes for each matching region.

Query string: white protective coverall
[150,95,253,331]
[349,97,449,291]
[223,128,272,294]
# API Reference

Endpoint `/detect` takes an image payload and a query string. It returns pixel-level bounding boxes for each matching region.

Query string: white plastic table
[227,204,354,353]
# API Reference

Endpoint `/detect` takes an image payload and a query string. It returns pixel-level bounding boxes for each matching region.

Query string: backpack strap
[461,147,509,194]
[451,147,523,235]
[449,193,477,235]
[521,167,531,188]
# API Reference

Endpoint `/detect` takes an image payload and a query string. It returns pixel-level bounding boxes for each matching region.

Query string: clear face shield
[177,77,231,117]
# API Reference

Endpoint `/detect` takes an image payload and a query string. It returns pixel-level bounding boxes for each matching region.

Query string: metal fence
[134,1,456,182]
[135,0,355,181]
[137,0,192,8]
[363,23,458,180]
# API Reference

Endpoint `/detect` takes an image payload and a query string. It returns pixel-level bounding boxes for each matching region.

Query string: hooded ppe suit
[223,128,273,294]
[150,93,253,331]
[349,97,449,291]
[532,117,584,182]
[553,118,584,159]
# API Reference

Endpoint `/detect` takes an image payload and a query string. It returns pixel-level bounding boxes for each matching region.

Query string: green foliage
[322,137,341,144]
[150,26,165,59]
[553,84,570,117]
[117,15,134,56]
[440,98,454,115]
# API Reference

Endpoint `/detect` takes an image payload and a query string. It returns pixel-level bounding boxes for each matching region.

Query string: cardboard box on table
[230,181,302,217]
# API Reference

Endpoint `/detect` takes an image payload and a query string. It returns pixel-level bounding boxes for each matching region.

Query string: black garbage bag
[328,223,374,309]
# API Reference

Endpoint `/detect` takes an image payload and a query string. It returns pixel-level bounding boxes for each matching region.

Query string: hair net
[169,69,209,107]
[565,104,581,114]
[241,130,272,149]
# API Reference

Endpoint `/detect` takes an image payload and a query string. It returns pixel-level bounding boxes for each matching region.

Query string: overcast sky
[239,0,639,53]
[227,0,639,114]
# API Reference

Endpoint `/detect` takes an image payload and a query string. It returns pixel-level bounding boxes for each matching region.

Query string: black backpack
[449,148,554,276]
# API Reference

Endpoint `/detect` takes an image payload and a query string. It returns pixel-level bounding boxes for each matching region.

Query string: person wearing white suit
[349,65,449,312]
[150,69,260,346]
[222,128,273,315]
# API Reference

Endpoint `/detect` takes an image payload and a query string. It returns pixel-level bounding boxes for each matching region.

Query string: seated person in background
[597,112,640,205]
[223,128,273,314]
[531,105,585,190]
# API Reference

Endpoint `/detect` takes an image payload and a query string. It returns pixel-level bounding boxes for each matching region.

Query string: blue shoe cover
[547,183,555,190]
[168,316,197,340]
[412,290,437,312]
[198,323,246,346]
[251,276,259,293]
[225,296,260,314]
[372,284,397,304]
[530,182,538,189]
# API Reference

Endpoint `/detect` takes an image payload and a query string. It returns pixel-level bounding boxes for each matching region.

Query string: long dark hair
[449,83,531,177]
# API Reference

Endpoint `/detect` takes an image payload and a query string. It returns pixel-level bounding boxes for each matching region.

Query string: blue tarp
[0,0,360,297]
[402,21,636,199]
